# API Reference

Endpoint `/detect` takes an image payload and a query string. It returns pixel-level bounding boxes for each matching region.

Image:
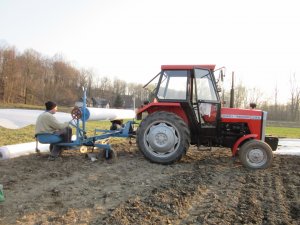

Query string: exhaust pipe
[230,72,234,108]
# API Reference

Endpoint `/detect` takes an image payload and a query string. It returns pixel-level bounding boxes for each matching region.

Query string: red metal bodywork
[231,134,258,155]
[136,102,188,123]
[221,107,263,154]
[137,103,264,155]
[137,104,263,135]
[221,107,263,139]
[161,65,216,70]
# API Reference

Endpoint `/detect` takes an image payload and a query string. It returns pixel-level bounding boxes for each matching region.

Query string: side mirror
[214,66,226,83]
[220,70,224,82]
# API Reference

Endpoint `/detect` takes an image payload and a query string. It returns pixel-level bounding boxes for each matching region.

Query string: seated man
[35,101,72,159]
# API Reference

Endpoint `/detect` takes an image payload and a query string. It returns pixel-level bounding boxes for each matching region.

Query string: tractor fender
[232,134,258,156]
[136,102,189,123]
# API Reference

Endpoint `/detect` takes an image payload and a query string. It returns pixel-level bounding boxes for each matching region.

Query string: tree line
[0,44,299,122]
[228,75,300,122]
[0,45,151,108]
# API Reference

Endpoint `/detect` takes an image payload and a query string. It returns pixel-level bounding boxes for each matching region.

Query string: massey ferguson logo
[221,114,262,120]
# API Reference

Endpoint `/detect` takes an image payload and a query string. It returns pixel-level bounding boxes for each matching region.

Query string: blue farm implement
[35,89,136,159]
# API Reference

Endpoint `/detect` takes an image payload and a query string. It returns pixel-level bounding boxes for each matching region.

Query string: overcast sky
[1,0,299,104]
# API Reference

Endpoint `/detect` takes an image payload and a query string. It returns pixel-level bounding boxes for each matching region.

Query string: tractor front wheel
[137,111,190,164]
[239,140,273,169]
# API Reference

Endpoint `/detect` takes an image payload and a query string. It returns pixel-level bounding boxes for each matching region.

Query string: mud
[0,140,299,225]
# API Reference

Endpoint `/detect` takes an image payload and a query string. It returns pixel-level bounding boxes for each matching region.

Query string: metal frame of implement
[36,88,136,158]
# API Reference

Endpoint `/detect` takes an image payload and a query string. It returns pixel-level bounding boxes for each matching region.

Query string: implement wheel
[239,140,273,169]
[137,111,190,164]
[79,146,88,153]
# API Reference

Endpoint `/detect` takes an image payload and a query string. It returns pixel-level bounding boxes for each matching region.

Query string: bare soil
[0,140,299,225]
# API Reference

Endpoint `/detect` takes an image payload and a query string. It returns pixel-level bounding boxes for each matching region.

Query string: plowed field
[0,141,299,225]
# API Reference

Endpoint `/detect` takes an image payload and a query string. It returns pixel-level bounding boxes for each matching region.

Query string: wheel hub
[146,123,178,153]
[248,148,265,164]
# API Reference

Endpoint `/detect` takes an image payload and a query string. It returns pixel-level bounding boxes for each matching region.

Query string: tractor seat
[200,104,217,124]
[35,133,62,144]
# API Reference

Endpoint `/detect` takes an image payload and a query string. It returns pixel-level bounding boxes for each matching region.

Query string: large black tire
[239,140,273,169]
[136,111,190,164]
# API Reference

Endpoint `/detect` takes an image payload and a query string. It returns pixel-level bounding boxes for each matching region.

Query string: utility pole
[230,72,234,108]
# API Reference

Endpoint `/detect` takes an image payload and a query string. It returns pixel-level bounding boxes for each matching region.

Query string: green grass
[0,103,44,110]
[0,125,36,146]
[266,126,300,138]
[1,123,299,146]
[0,103,73,113]
[0,121,113,146]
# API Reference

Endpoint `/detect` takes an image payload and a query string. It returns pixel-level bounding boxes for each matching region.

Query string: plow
[36,88,136,159]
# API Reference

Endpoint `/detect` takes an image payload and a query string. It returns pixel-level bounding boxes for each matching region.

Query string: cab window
[195,69,217,101]
[157,70,187,100]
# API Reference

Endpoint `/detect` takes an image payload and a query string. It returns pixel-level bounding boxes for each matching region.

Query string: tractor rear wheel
[137,111,190,164]
[239,140,273,169]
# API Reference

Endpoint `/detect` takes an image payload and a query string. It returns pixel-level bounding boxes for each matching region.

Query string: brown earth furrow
[1,149,185,224]
[1,146,299,225]
[278,156,300,223]
[103,157,240,225]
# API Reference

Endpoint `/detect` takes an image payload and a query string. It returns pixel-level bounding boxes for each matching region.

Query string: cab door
[194,68,221,131]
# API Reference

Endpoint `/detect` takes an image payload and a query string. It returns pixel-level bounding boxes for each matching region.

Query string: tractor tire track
[102,149,300,225]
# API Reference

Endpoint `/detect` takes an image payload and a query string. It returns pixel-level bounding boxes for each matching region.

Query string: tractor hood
[221,107,263,121]
[221,107,266,141]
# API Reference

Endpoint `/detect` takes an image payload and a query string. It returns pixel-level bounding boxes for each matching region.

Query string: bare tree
[96,76,113,101]
[289,73,300,121]
[113,78,127,95]
[234,81,247,108]
[247,87,264,108]
[0,47,18,103]
[18,49,45,104]
[274,83,279,117]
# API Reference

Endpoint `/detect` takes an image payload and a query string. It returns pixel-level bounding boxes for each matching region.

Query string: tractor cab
[141,65,222,144]
[159,65,220,125]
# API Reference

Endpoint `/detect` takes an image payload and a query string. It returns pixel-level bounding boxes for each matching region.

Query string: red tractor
[136,65,278,169]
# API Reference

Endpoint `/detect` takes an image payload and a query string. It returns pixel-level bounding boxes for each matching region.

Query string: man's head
[45,101,57,113]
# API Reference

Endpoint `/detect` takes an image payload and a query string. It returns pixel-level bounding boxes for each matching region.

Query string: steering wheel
[71,106,82,120]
